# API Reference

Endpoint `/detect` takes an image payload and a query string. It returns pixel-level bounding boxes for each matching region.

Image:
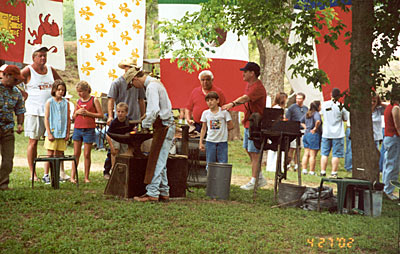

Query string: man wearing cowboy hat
[21,45,62,182]
[0,65,26,190]
[103,57,146,179]
[123,68,175,202]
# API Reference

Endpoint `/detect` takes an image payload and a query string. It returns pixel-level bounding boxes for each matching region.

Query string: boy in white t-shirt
[199,92,234,169]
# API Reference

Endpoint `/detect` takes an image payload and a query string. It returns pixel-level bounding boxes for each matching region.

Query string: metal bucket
[363,190,383,217]
[206,163,232,200]
[278,183,306,207]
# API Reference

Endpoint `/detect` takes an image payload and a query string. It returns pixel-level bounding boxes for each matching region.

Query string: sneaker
[320,171,326,177]
[302,169,308,175]
[309,171,316,176]
[385,192,399,201]
[60,172,70,181]
[257,178,267,188]
[103,173,111,180]
[330,173,338,179]
[42,175,51,185]
[240,181,255,190]
[293,164,298,172]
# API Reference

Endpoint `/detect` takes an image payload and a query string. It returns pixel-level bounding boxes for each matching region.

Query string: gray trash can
[206,162,232,200]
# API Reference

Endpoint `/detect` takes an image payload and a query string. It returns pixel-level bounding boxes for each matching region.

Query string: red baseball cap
[3,65,24,81]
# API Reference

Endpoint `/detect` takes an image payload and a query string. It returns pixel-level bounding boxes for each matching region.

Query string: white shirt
[321,100,348,139]
[200,107,232,143]
[142,76,174,128]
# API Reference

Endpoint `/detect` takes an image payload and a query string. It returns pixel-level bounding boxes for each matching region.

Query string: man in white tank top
[21,45,62,181]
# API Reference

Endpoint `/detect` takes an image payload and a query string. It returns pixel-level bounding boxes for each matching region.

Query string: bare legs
[71,140,93,183]
[27,138,38,180]
[301,148,318,173]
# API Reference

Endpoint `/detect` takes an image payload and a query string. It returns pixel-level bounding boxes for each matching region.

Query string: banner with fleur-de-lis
[74,0,145,94]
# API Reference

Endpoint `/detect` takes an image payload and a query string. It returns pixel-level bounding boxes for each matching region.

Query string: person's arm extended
[139,98,146,118]
[185,108,194,125]
[221,94,250,111]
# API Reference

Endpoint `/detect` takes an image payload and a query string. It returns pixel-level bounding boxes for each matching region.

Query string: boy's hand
[199,143,205,151]
[64,134,70,141]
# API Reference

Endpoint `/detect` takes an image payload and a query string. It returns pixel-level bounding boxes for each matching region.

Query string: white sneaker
[302,169,308,175]
[240,181,255,190]
[309,171,316,176]
[385,192,399,201]
[257,177,267,188]
[42,175,50,185]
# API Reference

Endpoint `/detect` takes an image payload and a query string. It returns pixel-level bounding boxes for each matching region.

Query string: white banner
[74,0,146,94]
[23,0,65,70]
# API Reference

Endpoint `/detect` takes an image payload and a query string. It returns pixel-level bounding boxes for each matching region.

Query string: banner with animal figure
[74,0,146,94]
[0,0,65,70]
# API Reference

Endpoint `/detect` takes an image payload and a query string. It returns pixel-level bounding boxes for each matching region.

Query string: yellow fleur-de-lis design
[95,52,107,65]
[133,0,142,6]
[107,13,120,28]
[108,41,120,55]
[95,23,108,37]
[108,69,118,80]
[79,34,95,48]
[79,7,94,21]
[81,62,95,76]
[94,0,106,9]
[120,31,132,45]
[119,3,132,17]
[132,19,143,34]
[131,48,140,59]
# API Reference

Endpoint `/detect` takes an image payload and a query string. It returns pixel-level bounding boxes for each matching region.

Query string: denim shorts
[321,137,344,157]
[72,128,96,143]
[243,128,260,153]
[303,132,321,150]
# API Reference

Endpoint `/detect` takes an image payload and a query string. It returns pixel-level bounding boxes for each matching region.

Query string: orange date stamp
[306,237,354,248]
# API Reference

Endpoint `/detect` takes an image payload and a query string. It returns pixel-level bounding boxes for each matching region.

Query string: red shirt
[384,103,399,137]
[242,80,267,128]
[74,96,97,129]
[186,85,226,123]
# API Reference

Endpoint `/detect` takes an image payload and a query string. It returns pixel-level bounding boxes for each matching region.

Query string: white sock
[250,177,256,184]
[331,172,337,175]
[321,170,326,174]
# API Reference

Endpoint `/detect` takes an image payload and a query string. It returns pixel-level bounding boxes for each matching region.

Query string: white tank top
[25,65,54,116]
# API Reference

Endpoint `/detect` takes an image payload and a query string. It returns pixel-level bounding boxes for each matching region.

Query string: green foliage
[157,0,346,87]
[0,28,15,51]
[63,0,76,41]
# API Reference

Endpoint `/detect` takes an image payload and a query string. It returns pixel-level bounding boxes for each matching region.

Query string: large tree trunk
[256,38,287,99]
[349,0,379,182]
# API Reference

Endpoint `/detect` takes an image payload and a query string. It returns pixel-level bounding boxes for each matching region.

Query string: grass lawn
[1,131,399,253]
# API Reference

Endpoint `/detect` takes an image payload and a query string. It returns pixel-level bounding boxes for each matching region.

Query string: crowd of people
[0,52,399,202]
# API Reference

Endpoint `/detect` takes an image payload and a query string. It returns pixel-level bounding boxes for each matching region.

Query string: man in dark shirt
[285,92,308,171]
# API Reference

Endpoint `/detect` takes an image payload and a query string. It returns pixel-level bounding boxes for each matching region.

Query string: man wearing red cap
[222,62,267,190]
[21,45,62,181]
[0,65,26,190]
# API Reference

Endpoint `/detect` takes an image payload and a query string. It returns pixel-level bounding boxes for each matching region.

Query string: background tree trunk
[228,111,241,141]
[349,0,379,182]
[256,38,287,99]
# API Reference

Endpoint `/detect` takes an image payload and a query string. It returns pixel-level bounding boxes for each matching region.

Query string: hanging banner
[74,0,146,94]
[158,1,249,109]
[0,0,65,70]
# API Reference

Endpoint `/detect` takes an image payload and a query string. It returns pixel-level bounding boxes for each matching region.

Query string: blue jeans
[382,135,400,195]
[146,124,176,197]
[344,128,352,171]
[379,128,385,172]
[206,141,228,166]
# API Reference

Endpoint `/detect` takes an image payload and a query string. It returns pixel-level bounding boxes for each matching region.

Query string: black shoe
[320,172,326,177]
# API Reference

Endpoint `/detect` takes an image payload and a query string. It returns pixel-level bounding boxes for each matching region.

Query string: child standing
[199,91,233,169]
[71,81,103,183]
[300,100,322,175]
[106,102,130,170]
[42,80,71,184]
